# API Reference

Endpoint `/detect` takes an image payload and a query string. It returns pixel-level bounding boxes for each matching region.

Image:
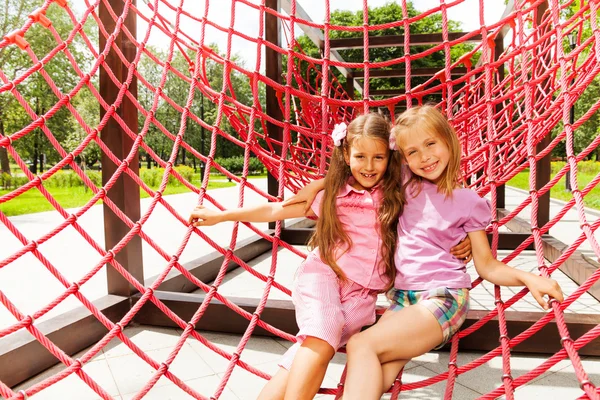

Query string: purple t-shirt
[394,178,492,290]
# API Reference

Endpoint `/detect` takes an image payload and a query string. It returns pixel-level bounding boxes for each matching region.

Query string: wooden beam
[497,207,600,302]
[282,227,537,250]
[100,0,143,296]
[353,67,468,79]
[330,32,482,50]
[0,295,129,388]
[457,309,600,355]
[136,293,600,356]
[279,0,364,95]
[134,291,299,336]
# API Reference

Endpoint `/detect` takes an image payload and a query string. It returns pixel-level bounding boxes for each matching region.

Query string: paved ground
[2,181,600,399]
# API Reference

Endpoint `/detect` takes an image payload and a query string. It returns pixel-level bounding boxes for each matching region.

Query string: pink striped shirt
[309,180,389,290]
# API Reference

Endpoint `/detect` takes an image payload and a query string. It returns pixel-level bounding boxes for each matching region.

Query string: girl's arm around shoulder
[282,178,326,212]
[468,230,564,309]
[189,201,315,227]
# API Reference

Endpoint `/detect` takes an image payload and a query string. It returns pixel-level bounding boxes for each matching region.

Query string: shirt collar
[337,177,382,198]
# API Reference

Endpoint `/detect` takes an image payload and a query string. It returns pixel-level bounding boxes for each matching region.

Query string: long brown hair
[308,113,405,289]
[392,105,462,198]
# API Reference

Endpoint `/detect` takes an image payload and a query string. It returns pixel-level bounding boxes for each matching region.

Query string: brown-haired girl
[189,113,405,399]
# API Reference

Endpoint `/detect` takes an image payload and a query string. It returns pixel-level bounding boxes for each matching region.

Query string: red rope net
[1,0,600,398]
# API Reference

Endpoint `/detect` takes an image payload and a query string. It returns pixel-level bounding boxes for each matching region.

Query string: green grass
[0,180,235,216]
[507,170,600,210]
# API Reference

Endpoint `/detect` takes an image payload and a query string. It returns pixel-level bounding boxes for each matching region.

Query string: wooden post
[99,0,144,296]
[346,73,354,99]
[494,36,506,209]
[265,0,283,229]
[534,0,551,229]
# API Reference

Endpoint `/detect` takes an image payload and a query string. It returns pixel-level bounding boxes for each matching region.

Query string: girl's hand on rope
[188,206,223,227]
[451,236,473,263]
[282,179,324,213]
[524,275,564,310]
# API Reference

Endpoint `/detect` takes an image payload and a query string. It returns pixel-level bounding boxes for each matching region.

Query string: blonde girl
[342,105,564,399]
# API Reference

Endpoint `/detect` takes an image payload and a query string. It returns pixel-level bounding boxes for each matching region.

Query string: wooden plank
[133,291,299,336]
[329,32,482,50]
[0,295,129,388]
[148,234,276,293]
[353,67,468,79]
[136,293,600,356]
[99,0,143,296]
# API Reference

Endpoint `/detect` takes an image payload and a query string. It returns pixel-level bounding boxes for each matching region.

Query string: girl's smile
[344,138,390,191]
[398,131,450,183]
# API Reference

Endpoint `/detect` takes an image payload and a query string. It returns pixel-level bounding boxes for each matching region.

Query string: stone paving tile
[380,365,481,399]
[422,351,575,396]
[120,375,239,400]
[10,358,121,400]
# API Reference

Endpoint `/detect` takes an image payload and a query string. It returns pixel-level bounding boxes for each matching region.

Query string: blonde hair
[391,105,462,197]
[308,113,404,290]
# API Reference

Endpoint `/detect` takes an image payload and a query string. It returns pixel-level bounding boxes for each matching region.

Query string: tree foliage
[291,1,476,98]
[0,1,98,173]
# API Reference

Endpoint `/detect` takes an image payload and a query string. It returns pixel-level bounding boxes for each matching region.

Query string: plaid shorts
[387,287,469,348]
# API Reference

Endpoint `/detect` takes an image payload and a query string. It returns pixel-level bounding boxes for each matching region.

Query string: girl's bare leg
[257,368,289,400]
[284,336,335,400]
[343,305,443,400]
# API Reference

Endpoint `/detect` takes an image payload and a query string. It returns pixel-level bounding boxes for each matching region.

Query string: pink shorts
[279,256,378,370]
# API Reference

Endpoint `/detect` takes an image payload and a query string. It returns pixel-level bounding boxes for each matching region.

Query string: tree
[0,0,30,175]
[550,2,600,160]
[137,44,264,168]
[292,2,476,99]
[1,2,96,174]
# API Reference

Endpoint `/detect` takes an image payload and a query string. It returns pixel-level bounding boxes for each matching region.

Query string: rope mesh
[1,0,600,398]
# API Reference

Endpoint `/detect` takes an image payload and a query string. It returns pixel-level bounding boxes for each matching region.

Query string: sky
[74,0,508,71]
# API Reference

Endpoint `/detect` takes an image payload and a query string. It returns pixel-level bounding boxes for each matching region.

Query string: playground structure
[1,0,600,398]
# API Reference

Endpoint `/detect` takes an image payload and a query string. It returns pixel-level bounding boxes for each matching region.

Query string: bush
[140,168,163,187]
[173,165,194,184]
[86,171,102,187]
[550,160,600,175]
[1,173,12,189]
[140,166,195,188]
[248,157,265,174]
[213,156,265,175]
[46,170,84,188]
[578,160,600,174]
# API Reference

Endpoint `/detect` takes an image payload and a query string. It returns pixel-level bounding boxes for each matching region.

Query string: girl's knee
[346,332,369,353]
[302,336,335,358]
